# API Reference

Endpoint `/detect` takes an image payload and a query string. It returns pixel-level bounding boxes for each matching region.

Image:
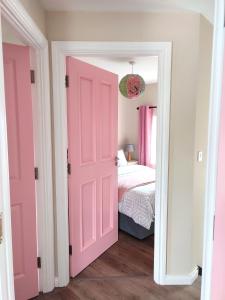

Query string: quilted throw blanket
[118,165,155,202]
[119,183,155,230]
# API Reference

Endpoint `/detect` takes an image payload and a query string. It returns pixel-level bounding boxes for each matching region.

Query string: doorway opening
[1,17,39,299]
[52,41,171,287]
[68,55,158,282]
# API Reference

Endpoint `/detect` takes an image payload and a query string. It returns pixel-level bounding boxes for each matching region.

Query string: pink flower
[127,75,141,99]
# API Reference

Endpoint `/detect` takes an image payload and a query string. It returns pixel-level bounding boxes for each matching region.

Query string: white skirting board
[55,268,198,287]
[54,277,59,288]
[163,267,199,286]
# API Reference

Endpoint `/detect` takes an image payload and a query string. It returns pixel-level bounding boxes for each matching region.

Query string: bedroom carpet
[35,231,201,300]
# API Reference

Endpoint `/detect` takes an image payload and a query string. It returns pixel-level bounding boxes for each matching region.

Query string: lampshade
[125,144,135,153]
[119,61,145,100]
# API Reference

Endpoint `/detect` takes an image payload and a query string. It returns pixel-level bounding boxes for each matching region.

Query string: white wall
[193,16,213,268]
[118,83,158,160]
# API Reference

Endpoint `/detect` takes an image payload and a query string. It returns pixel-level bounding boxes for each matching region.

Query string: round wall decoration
[119,61,145,99]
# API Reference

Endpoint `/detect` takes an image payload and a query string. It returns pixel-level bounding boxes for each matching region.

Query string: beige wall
[46,11,202,275]
[1,18,26,45]
[2,0,46,41]
[3,4,213,276]
[193,16,213,268]
[20,0,46,36]
[118,83,158,160]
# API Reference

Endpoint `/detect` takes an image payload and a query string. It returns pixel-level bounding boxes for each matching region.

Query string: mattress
[118,165,155,230]
[119,182,155,230]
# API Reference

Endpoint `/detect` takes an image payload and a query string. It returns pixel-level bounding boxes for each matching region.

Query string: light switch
[197,151,203,162]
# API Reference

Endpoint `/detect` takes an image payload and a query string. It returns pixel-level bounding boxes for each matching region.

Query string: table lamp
[125,144,135,161]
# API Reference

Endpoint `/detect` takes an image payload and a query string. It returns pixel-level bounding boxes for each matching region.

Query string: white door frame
[201,0,225,299]
[0,0,55,297]
[52,41,172,286]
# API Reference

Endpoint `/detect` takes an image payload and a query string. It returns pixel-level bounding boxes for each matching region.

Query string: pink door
[3,44,38,300]
[67,57,118,277]
[211,49,225,299]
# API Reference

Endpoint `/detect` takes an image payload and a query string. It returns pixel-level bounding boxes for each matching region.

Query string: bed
[118,164,156,239]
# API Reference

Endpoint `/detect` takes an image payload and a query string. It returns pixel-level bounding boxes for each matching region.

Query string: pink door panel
[3,43,38,300]
[211,48,225,300]
[67,57,118,277]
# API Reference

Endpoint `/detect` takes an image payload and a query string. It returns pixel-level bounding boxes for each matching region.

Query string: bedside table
[127,160,138,166]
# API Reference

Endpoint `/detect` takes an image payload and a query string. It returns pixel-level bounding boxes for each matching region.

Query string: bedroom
[117,60,157,244]
[65,55,158,280]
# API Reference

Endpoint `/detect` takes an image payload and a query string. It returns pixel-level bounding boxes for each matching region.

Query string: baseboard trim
[54,277,59,287]
[54,276,68,288]
[163,267,198,285]
[55,269,198,287]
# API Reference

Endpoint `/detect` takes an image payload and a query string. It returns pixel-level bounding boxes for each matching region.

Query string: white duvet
[118,165,155,230]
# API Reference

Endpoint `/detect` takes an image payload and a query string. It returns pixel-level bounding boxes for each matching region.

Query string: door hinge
[37,257,41,269]
[34,167,39,180]
[69,245,72,255]
[30,70,35,84]
[67,163,71,175]
[65,75,69,88]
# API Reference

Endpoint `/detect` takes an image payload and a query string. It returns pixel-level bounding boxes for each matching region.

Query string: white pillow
[117,150,128,167]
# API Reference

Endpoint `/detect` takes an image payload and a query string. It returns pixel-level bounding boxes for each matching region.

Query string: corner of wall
[19,0,47,37]
[192,14,213,268]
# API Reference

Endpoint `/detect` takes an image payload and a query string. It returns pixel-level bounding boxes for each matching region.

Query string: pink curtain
[138,106,155,167]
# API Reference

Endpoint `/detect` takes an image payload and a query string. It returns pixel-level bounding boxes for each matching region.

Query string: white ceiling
[74,56,158,84]
[40,0,214,23]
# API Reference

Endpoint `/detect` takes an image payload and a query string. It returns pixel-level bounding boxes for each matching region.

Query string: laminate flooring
[35,231,201,300]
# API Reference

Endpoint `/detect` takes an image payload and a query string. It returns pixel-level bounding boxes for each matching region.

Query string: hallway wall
[46,11,203,275]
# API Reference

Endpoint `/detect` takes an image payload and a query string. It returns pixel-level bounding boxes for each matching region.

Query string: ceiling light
[119,61,145,99]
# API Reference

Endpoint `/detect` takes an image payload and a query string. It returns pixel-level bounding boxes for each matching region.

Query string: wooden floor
[36,231,201,300]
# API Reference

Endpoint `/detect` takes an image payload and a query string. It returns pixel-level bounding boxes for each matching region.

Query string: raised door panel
[11,204,24,277]
[4,59,21,181]
[80,180,97,251]
[99,82,113,161]
[100,174,113,237]
[79,77,96,165]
